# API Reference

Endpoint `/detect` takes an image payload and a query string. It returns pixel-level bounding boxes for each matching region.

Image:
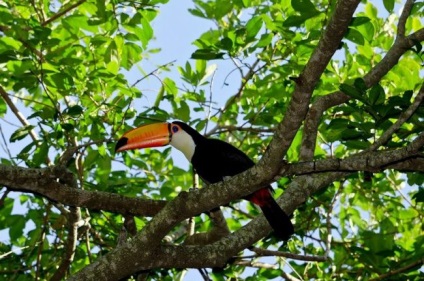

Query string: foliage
[0,0,423,280]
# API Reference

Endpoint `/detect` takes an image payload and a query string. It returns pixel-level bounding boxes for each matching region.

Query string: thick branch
[282,143,424,177]
[69,127,424,279]
[0,165,166,217]
[260,0,360,171]
[68,163,347,278]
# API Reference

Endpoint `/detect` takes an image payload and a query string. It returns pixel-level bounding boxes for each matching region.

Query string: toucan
[115,121,294,241]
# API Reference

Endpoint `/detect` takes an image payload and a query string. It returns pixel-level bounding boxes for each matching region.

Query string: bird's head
[115,121,197,161]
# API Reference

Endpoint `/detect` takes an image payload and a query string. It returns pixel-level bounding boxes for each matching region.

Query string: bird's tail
[247,187,293,241]
[260,198,294,241]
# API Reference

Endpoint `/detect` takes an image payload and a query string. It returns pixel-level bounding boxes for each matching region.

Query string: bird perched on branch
[115,121,294,241]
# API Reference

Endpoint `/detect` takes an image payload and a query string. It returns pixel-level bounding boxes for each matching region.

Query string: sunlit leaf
[191,49,225,60]
[10,125,35,142]
[346,28,365,45]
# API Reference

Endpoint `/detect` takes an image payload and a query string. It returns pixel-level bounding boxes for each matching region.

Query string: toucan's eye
[172,125,179,133]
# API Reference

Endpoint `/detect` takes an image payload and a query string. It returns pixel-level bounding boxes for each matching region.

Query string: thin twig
[35,203,49,281]
[397,0,415,37]
[370,82,424,150]
[187,172,199,238]
[204,68,217,134]
[0,245,30,259]
[281,271,302,281]
[0,86,39,143]
[369,257,424,281]
[197,268,210,281]
[234,259,278,269]
[211,58,261,121]
[51,206,81,281]
[0,124,13,161]
[250,247,328,262]
[205,124,275,137]
[58,138,113,166]
[0,188,9,210]
[131,60,176,88]
[42,0,87,26]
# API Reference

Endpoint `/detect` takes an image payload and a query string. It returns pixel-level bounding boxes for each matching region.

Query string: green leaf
[175,100,190,122]
[354,78,367,93]
[256,33,273,47]
[344,140,370,149]
[64,105,84,116]
[10,125,35,142]
[383,0,395,13]
[28,107,57,120]
[367,84,385,106]
[45,73,74,90]
[122,42,143,70]
[412,187,424,203]
[245,16,262,40]
[346,28,365,45]
[163,77,178,96]
[218,37,233,51]
[62,123,75,132]
[350,17,371,27]
[356,22,375,42]
[0,97,6,116]
[8,215,25,242]
[340,83,364,101]
[97,156,111,185]
[32,141,49,167]
[154,85,165,108]
[283,15,310,27]
[191,49,225,60]
[291,0,319,16]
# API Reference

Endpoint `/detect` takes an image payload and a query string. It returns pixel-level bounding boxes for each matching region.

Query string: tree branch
[51,206,80,281]
[300,11,424,161]
[369,257,424,281]
[0,165,166,217]
[0,86,39,143]
[260,0,361,171]
[41,0,87,26]
[281,135,424,177]
[251,247,328,262]
[397,0,415,37]
[370,82,424,149]
[68,163,347,279]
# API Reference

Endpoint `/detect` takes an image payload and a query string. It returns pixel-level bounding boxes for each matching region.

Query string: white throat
[170,131,196,161]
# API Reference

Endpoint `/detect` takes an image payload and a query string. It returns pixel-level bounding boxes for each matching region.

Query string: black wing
[191,138,255,184]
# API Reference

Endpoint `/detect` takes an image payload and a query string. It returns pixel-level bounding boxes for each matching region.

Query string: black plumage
[173,121,294,240]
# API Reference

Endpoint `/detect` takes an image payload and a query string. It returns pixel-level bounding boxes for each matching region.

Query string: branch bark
[0,165,166,217]
[260,0,361,172]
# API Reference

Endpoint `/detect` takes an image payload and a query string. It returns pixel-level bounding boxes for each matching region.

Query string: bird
[115,121,294,241]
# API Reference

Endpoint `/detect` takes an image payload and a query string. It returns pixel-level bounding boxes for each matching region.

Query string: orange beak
[115,122,171,153]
